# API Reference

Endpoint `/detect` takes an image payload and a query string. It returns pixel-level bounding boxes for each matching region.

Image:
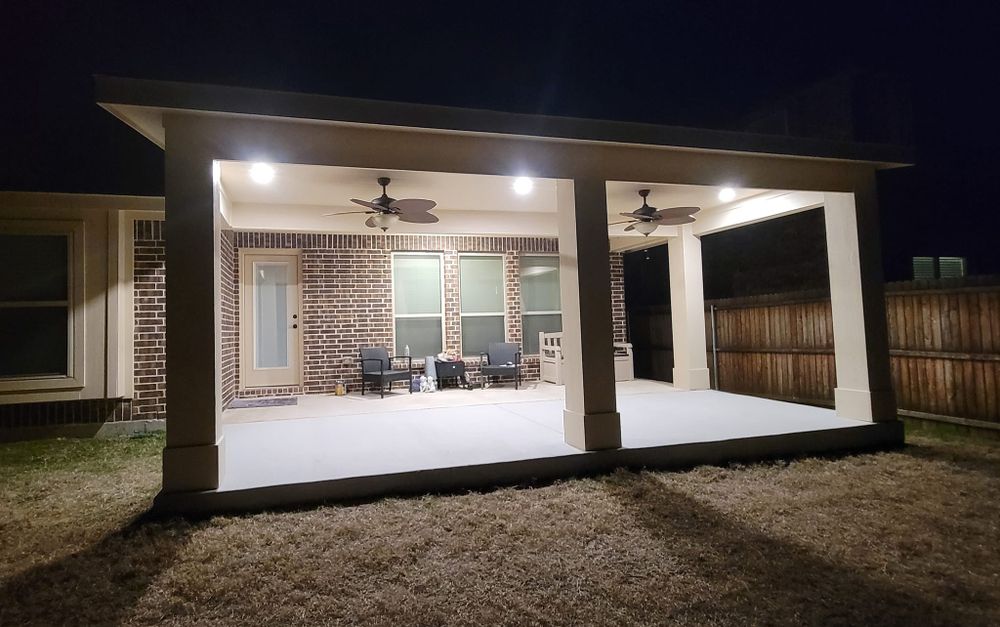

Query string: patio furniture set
[358,343,522,398]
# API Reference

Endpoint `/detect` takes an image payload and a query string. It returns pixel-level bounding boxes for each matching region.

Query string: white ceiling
[219,161,764,218]
[220,162,558,214]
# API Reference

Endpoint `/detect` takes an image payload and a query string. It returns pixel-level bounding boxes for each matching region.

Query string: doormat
[227,397,298,409]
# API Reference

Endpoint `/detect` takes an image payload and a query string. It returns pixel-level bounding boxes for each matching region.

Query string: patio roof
[95,75,913,167]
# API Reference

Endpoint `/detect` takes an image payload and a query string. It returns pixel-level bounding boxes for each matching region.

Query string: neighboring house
[0,77,911,512]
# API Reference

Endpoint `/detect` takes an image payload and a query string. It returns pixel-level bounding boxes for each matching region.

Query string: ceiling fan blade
[322,210,375,217]
[654,206,701,219]
[623,224,636,232]
[608,220,634,226]
[398,211,440,224]
[351,198,387,210]
[621,211,657,221]
[390,198,437,212]
[657,215,697,226]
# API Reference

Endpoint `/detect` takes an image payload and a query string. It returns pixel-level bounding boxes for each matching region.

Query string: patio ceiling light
[718,187,736,202]
[249,162,275,185]
[512,177,534,195]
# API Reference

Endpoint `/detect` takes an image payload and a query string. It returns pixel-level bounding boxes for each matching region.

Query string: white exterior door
[241,252,301,388]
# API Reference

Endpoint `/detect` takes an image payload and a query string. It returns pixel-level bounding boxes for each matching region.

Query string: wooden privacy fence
[708,291,837,408]
[628,277,1000,429]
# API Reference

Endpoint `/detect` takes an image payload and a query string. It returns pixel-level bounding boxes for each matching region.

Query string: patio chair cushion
[481,363,516,376]
[359,347,391,374]
[362,369,411,382]
[486,342,519,366]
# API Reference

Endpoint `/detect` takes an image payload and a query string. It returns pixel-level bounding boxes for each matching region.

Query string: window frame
[0,220,86,392]
[458,253,507,357]
[391,251,445,357]
[520,253,562,355]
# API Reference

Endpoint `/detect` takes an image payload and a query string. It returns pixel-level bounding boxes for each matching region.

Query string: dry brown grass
[2,431,999,626]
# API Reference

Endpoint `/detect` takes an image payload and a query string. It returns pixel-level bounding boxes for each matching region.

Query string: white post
[824,190,895,421]
[556,179,621,450]
[161,122,225,492]
[668,225,711,390]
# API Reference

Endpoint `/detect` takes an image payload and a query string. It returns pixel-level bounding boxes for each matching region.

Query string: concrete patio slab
[155,382,903,513]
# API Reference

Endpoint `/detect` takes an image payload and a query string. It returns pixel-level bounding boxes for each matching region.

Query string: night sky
[3,1,998,279]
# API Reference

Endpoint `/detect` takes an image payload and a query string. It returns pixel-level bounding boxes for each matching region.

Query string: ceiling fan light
[634,221,658,236]
[371,213,400,231]
[718,187,736,202]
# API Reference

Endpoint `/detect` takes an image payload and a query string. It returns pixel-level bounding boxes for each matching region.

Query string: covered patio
[97,77,907,512]
[152,380,901,512]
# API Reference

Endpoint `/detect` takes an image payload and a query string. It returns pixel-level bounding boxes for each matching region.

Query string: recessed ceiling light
[512,177,534,195]
[718,187,736,202]
[249,162,275,185]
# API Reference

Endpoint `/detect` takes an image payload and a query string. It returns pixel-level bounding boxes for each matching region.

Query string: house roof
[95,75,913,168]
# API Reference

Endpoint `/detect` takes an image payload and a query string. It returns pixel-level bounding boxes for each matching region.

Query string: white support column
[824,188,896,422]
[161,122,225,492]
[556,179,621,451]
[668,225,711,390]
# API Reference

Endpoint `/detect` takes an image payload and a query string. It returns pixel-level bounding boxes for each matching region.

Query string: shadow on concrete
[602,471,975,626]
[0,512,194,626]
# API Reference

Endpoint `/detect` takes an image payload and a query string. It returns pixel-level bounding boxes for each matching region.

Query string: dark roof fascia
[95,75,914,166]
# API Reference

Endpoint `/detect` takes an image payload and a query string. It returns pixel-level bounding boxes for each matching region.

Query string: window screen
[459,256,504,355]
[393,254,443,357]
[520,255,561,354]
[0,233,70,377]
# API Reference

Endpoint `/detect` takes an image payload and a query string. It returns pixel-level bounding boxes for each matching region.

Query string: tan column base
[563,410,622,451]
[834,387,896,423]
[162,437,225,492]
[833,387,874,422]
[672,367,711,391]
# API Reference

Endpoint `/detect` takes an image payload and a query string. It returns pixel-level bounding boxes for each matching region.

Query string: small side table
[433,359,469,389]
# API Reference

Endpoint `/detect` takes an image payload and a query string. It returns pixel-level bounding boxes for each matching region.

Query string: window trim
[458,253,507,357]
[0,220,86,392]
[520,253,561,355]
[391,251,445,357]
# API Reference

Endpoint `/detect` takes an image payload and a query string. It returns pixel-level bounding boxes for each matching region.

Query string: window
[392,253,443,358]
[938,257,966,278]
[912,256,935,280]
[460,255,505,355]
[0,231,72,379]
[520,255,561,354]
[912,256,967,280]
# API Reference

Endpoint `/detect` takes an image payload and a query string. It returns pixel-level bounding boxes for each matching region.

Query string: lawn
[1,430,999,626]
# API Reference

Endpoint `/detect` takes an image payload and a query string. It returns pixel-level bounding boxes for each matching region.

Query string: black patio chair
[358,346,413,398]
[479,342,521,389]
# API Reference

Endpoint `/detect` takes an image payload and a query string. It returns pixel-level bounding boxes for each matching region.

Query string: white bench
[539,331,634,384]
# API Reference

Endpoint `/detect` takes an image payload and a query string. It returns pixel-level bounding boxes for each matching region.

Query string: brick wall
[223,232,625,396]
[132,220,167,420]
[610,253,627,343]
[220,230,238,405]
[0,398,132,430]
